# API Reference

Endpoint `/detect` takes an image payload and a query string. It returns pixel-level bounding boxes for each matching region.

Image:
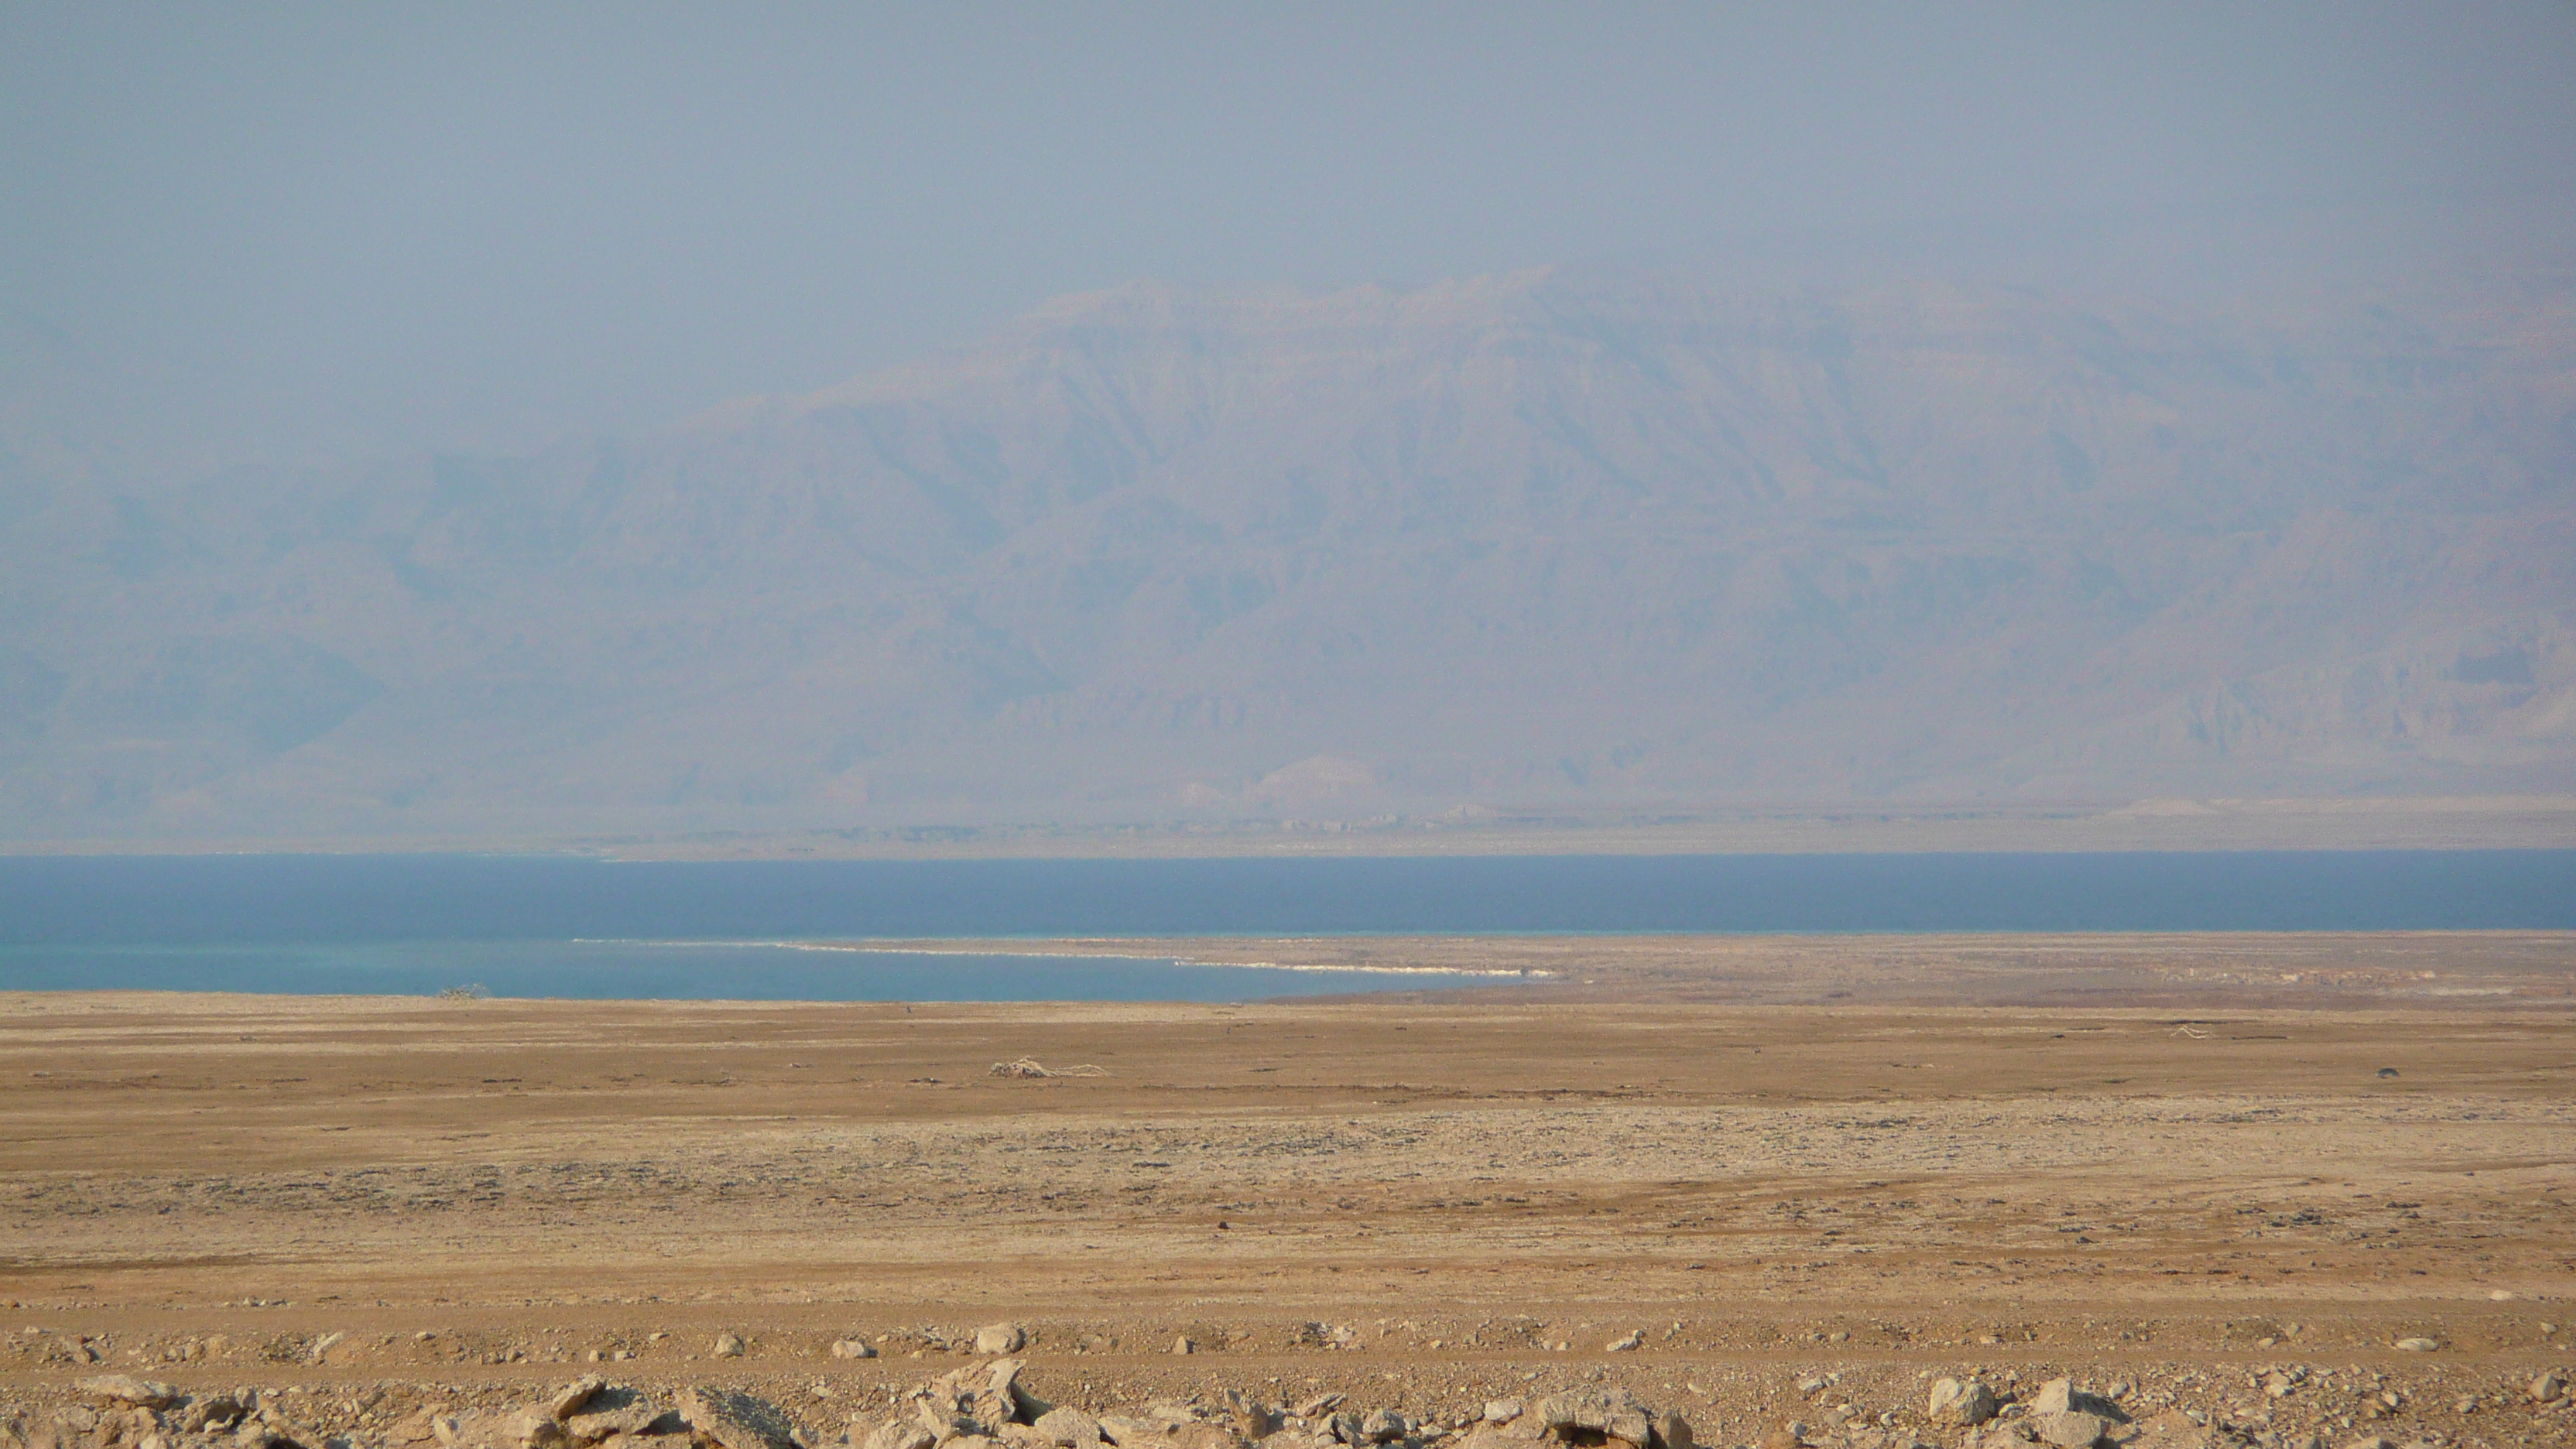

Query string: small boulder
[2392,1338,2440,1353]
[2532,1372,2567,1403]
[2029,1382,2122,1422]
[678,1388,793,1449]
[567,1399,670,1442]
[2031,1413,2112,1449]
[1653,1413,1695,1449]
[1605,1331,1643,1353]
[832,1340,878,1361]
[551,1379,607,1421]
[1484,1404,1524,1426]
[1928,1381,1999,1427]
[511,1411,573,1449]
[1035,1408,1105,1448]
[77,1377,183,1410]
[1172,1337,1196,1355]
[977,1324,1029,1355]
[1358,1412,1407,1446]
[711,1334,747,1359]
[1534,1389,1652,1448]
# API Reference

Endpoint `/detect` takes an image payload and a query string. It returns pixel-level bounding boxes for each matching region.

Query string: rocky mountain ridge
[1,270,2570,839]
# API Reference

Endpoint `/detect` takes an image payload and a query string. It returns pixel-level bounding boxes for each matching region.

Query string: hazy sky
[5,2,2573,470]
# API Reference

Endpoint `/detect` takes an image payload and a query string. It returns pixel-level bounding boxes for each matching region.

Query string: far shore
[6,793,2576,859]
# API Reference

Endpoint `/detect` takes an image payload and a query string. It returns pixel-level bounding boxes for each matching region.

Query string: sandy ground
[4,933,2572,1447]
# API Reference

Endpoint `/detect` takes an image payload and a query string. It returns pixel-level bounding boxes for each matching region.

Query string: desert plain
[4,933,2573,1449]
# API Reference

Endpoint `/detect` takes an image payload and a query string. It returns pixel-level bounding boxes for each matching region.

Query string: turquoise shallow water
[0,938,1504,990]
[2,850,2567,1000]
[0,940,1516,1002]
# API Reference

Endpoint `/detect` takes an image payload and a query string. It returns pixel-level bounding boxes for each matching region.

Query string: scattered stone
[1605,1331,1643,1353]
[865,1426,935,1449]
[551,1378,608,1421]
[977,1324,1029,1355]
[1653,1413,1694,1449]
[2392,1338,2440,1353]
[77,1377,183,1410]
[1358,1410,1407,1445]
[1484,1404,1524,1425]
[1928,1381,1999,1427]
[1172,1337,1196,1355]
[1223,1391,1276,1439]
[2531,1372,2566,1403]
[679,1388,795,1449]
[831,1341,878,1361]
[310,1331,348,1363]
[712,1334,747,1359]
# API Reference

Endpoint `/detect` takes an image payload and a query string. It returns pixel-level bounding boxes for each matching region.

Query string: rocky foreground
[12,1329,2574,1449]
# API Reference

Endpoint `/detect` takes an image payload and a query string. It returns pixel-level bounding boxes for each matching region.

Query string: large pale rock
[677,1389,793,1449]
[976,1324,1029,1355]
[2532,1372,2567,1403]
[567,1400,670,1443]
[916,1359,1034,1439]
[1534,1389,1652,1448]
[1927,1381,1998,1427]
[1034,1409,1104,1449]
[2030,1414,2111,1449]
[1652,1415,1694,1449]
[832,1341,878,1361]
[711,1335,746,1360]
[511,1412,571,1449]
[77,1378,182,1410]
[2029,1382,2121,1422]
[2393,1338,2441,1353]
[551,1379,608,1422]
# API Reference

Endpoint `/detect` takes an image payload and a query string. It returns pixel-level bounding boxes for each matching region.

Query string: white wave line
[564,937,1550,978]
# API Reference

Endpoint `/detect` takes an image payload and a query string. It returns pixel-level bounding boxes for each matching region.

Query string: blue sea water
[0,850,2567,1000]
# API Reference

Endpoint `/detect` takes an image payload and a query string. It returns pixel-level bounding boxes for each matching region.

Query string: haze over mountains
[2,269,2572,841]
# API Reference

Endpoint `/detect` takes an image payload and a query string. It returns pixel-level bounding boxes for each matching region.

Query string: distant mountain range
[2,269,2571,841]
